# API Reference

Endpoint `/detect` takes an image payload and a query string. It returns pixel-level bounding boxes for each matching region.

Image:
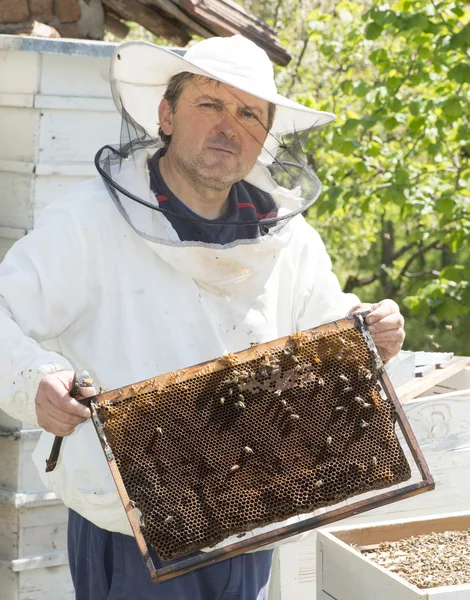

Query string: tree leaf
[442,97,464,118]
[384,116,399,130]
[365,22,383,40]
[354,82,369,97]
[448,63,470,84]
[441,265,467,283]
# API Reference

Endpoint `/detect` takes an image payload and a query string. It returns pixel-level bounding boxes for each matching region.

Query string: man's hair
[158,72,276,146]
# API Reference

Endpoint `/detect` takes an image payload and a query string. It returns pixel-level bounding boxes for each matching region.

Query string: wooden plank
[427,585,470,598]
[0,565,17,600]
[0,226,27,240]
[40,54,113,98]
[19,437,49,491]
[0,50,38,95]
[397,357,470,404]
[0,409,21,432]
[19,565,74,600]
[20,504,68,528]
[331,513,470,548]
[0,437,20,489]
[0,505,19,561]
[35,94,116,112]
[0,107,38,163]
[142,0,213,37]
[20,521,67,557]
[318,533,423,600]
[0,237,14,263]
[0,489,61,509]
[0,160,35,175]
[0,93,34,108]
[177,0,291,66]
[35,163,98,176]
[101,0,190,45]
[3,552,69,572]
[37,109,120,165]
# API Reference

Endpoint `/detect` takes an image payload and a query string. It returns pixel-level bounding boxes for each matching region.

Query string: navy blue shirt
[148,149,278,244]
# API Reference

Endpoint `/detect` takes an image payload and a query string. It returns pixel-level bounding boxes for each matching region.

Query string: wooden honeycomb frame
[87,314,434,582]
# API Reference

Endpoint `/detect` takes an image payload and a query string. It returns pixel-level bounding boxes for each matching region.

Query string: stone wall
[0,0,104,39]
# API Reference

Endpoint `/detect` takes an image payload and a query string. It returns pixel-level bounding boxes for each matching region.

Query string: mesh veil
[95,85,326,246]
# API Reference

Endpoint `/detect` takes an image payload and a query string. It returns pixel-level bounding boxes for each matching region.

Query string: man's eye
[200,103,217,109]
[242,110,256,119]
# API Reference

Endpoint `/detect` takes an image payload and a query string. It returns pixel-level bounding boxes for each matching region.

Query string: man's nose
[216,110,238,138]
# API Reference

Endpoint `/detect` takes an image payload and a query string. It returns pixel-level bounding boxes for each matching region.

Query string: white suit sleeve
[0,204,88,426]
[296,225,360,330]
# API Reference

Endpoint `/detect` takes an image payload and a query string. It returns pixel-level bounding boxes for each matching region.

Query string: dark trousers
[68,510,273,600]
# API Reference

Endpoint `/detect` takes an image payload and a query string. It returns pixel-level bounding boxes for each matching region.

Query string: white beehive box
[0,34,121,261]
[0,34,119,599]
[317,512,470,599]
[269,365,470,600]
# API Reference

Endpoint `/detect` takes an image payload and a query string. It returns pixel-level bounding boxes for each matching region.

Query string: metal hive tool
[87,314,434,582]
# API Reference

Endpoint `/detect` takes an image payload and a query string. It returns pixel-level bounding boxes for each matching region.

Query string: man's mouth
[208,146,237,156]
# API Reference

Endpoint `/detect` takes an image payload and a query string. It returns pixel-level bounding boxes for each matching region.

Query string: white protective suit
[0,148,359,538]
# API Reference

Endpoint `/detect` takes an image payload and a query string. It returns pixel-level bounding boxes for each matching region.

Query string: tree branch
[403,269,441,278]
[429,0,454,35]
[273,0,284,30]
[392,241,418,261]
[288,33,311,93]
[403,134,425,162]
[344,266,386,293]
[343,239,442,294]
[398,240,441,281]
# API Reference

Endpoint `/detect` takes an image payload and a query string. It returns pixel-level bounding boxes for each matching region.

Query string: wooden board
[0,107,38,164]
[396,357,470,404]
[40,54,112,98]
[317,513,470,600]
[37,109,120,165]
[0,172,33,230]
[273,390,470,600]
[0,237,15,263]
[317,531,423,600]
[0,51,38,95]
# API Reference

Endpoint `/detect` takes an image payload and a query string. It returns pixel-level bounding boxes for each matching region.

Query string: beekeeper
[0,35,404,600]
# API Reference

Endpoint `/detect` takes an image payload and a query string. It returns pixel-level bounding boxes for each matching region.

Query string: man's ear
[158,98,173,136]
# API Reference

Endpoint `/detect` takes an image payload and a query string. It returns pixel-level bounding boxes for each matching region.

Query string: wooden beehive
[0,35,120,262]
[269,365,470,600]
[0,33,119,600]
[317,511,470,599]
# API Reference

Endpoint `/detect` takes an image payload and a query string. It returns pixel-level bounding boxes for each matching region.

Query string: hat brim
[110,41,335,140]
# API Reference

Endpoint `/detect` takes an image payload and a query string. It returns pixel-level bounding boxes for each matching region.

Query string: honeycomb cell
[94,317,411,560]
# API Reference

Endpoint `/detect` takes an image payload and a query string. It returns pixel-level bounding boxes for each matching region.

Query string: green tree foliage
[251,0,470,352]
[110,1,469,352]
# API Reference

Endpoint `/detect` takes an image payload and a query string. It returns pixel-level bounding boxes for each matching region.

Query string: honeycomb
[94,317,411,560]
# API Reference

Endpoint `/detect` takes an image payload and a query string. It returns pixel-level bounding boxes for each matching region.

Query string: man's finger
[43,397,89,426]
[77,385,97,400]
[371,329,405,344]
[37,414,78,437]
[367,313,404,334]
[50,394,92,419]
[366,299,399,325]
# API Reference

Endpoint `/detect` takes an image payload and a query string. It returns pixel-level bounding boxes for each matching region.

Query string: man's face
[158,77,270,191]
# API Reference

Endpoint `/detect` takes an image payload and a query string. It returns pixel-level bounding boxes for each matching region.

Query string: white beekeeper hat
[110,34,335,139]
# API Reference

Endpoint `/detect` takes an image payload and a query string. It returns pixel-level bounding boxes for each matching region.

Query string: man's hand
[349,299,405,361]
[35,370,94,436]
